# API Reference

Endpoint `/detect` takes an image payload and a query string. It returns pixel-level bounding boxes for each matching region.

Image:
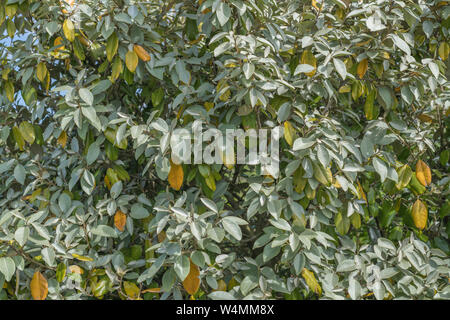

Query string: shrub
[0,0,449,300]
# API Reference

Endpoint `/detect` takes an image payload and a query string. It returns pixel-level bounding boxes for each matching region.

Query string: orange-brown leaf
[168,160,183,190]
[30,271,48,300]
[182,260,200,295]
[114,210,127,232]
[133,44,151,62]
[357,58,368,79]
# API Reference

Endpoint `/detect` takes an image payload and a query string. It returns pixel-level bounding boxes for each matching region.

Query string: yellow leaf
[123,281,140,299]
[5,4,18,17]
[338,85,351,93]
[19,121,35,144]
[182,260,201,295]
[357,180,367,203]
[2,68,10,81]
[52,37,68,59]
[30,271,48,300]
[142,287,161,294]
[357,58,368,79]
[312,0,322,11]
[415,160,431,187]
[205,174,216,191]
[114,210,127,232]
[417,114,433,123]
[332,177,341,188]
[301,50,316,77]
[125,50,139,73]
[36,62,48,83]
[54,36,64,51]
[57,130,68,148]
[284,121,295,146]
[168,160,183,190]
[72,253,93,261]
[4,80,14,102]
[412,199,427,230]
[110,56,123,83]
[63,18,75,42]
[12,126,25,150]
[69,265,84,274]
[133,44,151,62]
[204,102,214,111]
[301,268,322,296]
[438,42,449,61]
[219,89,231,101]
[60,0,75,14]
[214,279,227,291]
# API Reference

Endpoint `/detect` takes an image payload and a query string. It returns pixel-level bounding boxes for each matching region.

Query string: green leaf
[174,255,190,281]
[0,257,15,281]
[79,88,94,106]
[91,225,118,238]
[13,163,25,185]
[216,2,231,26]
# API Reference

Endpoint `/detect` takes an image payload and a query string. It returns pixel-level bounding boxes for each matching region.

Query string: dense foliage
[0,0,449,300]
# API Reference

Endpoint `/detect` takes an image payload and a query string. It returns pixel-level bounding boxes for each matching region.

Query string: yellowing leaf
[125,50,139,73]
[133,44,151,62]
[36,62,48,83]
[54,36,64,50]
[182,260,200,295]
[438,42,449,61]
[2,68,10,81]
[142,287,161,294]
[110,56,123,83]
[412,199,427,230]
[12,126,25,150]
[396,164,412,190]
[219,89,230,101]
[350,213,361,229]
[72,253,93,261]
[63,18,75,42]
[123,281,140,299]
[30,271,48,300]
[69,265,84,274]
[168,160,183,190]
[357,180,367,203]
[417,114,433,123]
[301,50,316,77]
[57,130,68,148]
[415,160,431,187]
[114,210,127,232]
[301,268,322,296]
[205,174,216,191]
[357,58,368,79]
[215,279,227,292]
[5,4,18,17]
[106,33,119,62]
[7,19,16,38]
[204,102,214,111]
[339,85,351,93]
[312,0,322,11]
[4,80,14,102]
[284,121,295,146]
[19,121,35,144]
